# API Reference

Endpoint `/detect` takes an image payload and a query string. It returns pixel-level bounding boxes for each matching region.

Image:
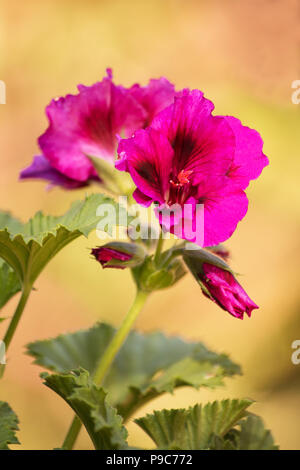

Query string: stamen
[178,169,193,185]
[170,169,193,187]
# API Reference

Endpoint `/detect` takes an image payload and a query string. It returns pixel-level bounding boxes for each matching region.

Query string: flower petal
[39,71,146,182]
[202,189,249,247]
[151,90,235,183]
[117,128,174,204]
[19,155,97,189]
[202,263,258,319]
[129,77,175,126]
[224,116,269,189]
[132,188,153,207]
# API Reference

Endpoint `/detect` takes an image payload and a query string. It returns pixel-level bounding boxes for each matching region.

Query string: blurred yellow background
[0,0,299,450]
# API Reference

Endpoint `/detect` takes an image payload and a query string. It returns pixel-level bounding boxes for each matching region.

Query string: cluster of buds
[91,238,257,320]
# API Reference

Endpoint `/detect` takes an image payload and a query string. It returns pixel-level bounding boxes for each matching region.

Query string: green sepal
[132,255,186,292]
[87,155,135,195]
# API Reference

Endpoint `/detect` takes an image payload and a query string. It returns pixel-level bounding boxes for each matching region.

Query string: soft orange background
[0,0,300,449]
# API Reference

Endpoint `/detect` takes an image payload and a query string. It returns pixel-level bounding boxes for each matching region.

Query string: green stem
[61,289,149,449]
[154,231,164,266]
[93,290,148,383]
[61,416,82,450]
[0,284,32,378]
[3,284,31,349]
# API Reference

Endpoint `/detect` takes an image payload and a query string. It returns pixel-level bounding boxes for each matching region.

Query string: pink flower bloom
[32,69,146,184]
[20,70,176,189]
[200,263,258,319]
[116,90,268,246]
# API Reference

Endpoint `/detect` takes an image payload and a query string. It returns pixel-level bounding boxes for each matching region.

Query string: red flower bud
[200,263,258,319]
[183,248,258,319]
[91,242,146,269]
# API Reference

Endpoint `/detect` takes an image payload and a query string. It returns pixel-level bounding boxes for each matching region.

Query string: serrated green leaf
[0,401,20,449]
[27,323,240,420]
[0,194,127,285]
[147,357,227,393]
[42,368,128,450]
[135,399,253,450]
[0,212,23,233]
[136,408,187,450]
[0,259,21,310]
[237,415,279,450]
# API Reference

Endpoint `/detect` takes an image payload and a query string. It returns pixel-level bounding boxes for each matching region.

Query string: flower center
[167,169,194,205]
[170,169,193,187]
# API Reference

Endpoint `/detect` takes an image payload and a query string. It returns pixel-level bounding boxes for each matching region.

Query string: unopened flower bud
[91,242,146,269]
[183,248,258,319]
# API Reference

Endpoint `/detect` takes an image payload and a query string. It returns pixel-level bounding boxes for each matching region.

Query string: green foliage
[27,323,240,420]
[42,368,128,450]
[135,400,278,450]
[135,400,244,450]
[0,259,21,310]
[236,415,279,450]
[0,194,126,286]
[0,401,20,450]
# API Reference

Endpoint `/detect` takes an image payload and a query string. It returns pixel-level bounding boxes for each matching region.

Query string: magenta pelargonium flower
[201,263,258,319]
[116,89,269,247]
[20,70,176,188]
